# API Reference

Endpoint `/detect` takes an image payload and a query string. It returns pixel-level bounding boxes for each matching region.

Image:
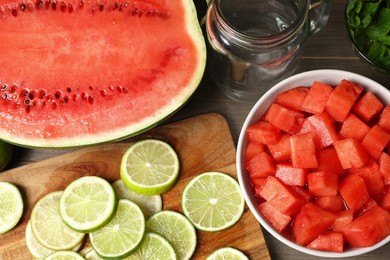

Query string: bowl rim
[236,69,390,258]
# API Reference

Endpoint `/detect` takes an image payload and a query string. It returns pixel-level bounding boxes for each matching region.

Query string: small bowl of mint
[345,0,390,73]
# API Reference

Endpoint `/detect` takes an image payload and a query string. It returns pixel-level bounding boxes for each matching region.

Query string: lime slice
[30,191,85,251]
[182,172,245,232]
[112,179,162,218]
[146,210,196,260]
[0,182,23,234]
[59,176,117,233]
[25,221,84,259]
[79,246,102,260]
[0,140,13,172]
[45,251,85,260]
[206,247,249,260]
[120,139,180,195]
[89,199,145,259]
[126,232,177,260]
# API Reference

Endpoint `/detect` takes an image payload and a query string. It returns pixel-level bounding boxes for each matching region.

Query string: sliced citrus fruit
[30,191,85,251]
[59,176,117,233]
[206,247,249,260]
[89,199,145,259]
[0,182,23,234]
[112,179,162,218]
[146,210,196,260]
[25,221,84,259]
[182,172,245,232]
[120,139,180,195]
[45,250,85,260]
[126,232,177,260]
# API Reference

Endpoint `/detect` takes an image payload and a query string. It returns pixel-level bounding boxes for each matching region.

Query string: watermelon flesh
[0,0,206,147]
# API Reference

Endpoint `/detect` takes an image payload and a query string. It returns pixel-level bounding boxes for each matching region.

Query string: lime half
[112,179,162,218]
[120,139,180,195]
[182,172,245,232]
[126,232,177,260]
[59,176,117,233]
[89,199,145,259]
[0,182,23,234]
[30,191,85,250]
[146,210,196,260]
[206,247,249,260]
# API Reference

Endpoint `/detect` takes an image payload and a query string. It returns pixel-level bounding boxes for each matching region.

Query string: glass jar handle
[308,0,331,35]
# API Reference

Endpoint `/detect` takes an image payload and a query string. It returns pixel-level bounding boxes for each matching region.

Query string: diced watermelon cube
[333,138,370,169]
[301,81,333,115]
[378,105,390,133]
[245,152,276,179]
[314,194,344,213]
[350,160,384,203]
[275,163,307,186]
[245,142,265,162]
[275,87,308,111]
[306,232,344,253]
[246,121,282,145]
[259,176,305,216]
[332,210,353,232]
[251,177,267,199]
[316,147,345,175]
[378,152,390,185]
[290,186,313,203]
[381,186,390,211]
[299,112,339,149]
[265,103,305,134]
[356,198,378,216]
[325,79,363,122]
[292,203,337,245]
[339,113,371,142]
[307,171,338,197]
[290,133,318,169]
[257,201,292,232]
[352,91,384,122]
[339,174,370,212]
[361,125,390,160]
[342,206,390,248]
[267,134,291,163]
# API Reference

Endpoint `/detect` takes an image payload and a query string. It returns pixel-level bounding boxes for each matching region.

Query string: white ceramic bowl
[236,69,390,258]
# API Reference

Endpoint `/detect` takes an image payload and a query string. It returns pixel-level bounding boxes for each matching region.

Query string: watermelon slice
[0,0,206,147]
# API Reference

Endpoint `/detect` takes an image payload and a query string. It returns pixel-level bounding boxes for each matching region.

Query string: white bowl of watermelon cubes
[236,69,390,257]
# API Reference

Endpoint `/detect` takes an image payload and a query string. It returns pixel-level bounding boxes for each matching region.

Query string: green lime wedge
[120,139,180,195]
[182,172,245,232]
[206,247,249,260]
[0,182,23,234]
[89,199,145,259]
[30,191,85,251]
[126,232,177,260]
[146,210,196,260]
[112,179,162,218]
[44,250,85,260]
[59,176,117,233]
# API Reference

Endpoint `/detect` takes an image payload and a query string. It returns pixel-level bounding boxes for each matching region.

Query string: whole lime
[0,140,13,171]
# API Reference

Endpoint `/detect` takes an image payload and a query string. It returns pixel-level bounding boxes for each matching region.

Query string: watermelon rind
[0,0,206,148]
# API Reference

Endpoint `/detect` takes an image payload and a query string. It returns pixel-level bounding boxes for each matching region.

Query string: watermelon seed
[99,3,104,11]
[88,85,93,91]
[60,2,67,12]
[20,3,26,11]
[28,90,36,100]
[68,3,73,13]
[9,85,17,93]
[25,106,31,113]
[1,84,7,90]
[79,0,84,8]
[52,1,57,10]
[2,93,8,100]
[100,90,107,97]
[54,91,61,99]
[24,99,30,105]
[63,95,69,103]
[81,92,88,100]
[72,94,78,101]
[88,95,94,105]
[11,9,18,16]
[66,87,72,93]
[38,90,46,99]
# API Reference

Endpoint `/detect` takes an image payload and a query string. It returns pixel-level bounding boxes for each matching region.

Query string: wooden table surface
[3,0,390,259]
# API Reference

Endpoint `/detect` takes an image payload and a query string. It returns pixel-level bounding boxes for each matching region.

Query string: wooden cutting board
[0,113,271,260]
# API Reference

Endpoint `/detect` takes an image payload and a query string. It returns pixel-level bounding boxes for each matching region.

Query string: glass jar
[206,0,331,102]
